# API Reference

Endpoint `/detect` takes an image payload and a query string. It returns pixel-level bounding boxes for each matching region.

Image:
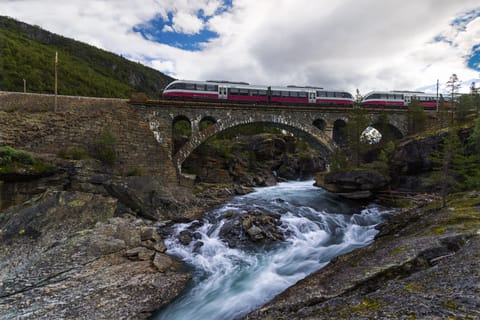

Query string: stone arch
[172,115,192,154]
[332,119,348,145]
[312,118,327,131]
[199,116,217,131]
[173,119,335,174]
[369,122,404,143]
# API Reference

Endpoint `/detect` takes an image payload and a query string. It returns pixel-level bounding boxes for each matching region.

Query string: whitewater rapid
[154,181,391,320]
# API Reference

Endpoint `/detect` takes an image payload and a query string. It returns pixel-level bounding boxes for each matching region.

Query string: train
[162,80,354,106]
[362,91,454,110]
[162,79,455,110]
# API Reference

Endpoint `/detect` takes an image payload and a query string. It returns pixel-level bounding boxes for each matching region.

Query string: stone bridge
[135,100,409,174]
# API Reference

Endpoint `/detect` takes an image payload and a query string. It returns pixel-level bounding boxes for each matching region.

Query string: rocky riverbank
[244,192,480,319]
[0,159,209,320]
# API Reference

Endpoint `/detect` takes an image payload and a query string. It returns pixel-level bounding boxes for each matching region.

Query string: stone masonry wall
[0,92,177,184]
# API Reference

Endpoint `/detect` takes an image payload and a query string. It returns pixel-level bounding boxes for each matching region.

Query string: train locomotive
[162,80,354,106]
[162,80,456,110]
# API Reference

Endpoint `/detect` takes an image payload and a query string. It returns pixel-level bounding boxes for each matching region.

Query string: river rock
[104,176,204,222]
[318,170,388,199]
[219,210,285,248]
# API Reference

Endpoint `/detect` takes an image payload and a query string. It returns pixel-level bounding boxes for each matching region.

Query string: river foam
[154,181,391,320]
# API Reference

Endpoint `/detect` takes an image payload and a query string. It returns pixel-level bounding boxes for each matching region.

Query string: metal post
[54,51,58,112]
[23,79,26,93]
[436,79,439,112]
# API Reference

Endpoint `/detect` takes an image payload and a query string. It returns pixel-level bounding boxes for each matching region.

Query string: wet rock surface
[0,190,190,320]
[219,210,285,249]
[244,192,480,319]
[318,170,388,199]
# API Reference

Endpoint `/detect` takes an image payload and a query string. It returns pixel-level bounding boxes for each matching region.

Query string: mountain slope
[0,16,173,98]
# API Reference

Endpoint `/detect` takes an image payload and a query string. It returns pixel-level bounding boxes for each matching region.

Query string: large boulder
[219,210,285,249]
[104,176,204,222]
[319,170,388,199]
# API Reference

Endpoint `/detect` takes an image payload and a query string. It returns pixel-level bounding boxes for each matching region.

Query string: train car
[162,80,354,107]
[315,89,354,106]
[362,91,454,110]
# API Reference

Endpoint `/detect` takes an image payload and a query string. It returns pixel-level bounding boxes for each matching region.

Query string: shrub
[58,146,88,160]
[0,146,55,174]
[0,146,35,166]
[92,130,116,165]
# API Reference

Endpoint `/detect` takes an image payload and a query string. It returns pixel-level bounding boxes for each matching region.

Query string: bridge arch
[369,122,404,142]
[312,118,327,131]
[199,116,217,131]
[172,117,336,174]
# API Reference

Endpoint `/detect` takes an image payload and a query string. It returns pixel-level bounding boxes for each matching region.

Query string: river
[153,180,392,320]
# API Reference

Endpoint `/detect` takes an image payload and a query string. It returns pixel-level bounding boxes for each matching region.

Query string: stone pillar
[324,125,334,140]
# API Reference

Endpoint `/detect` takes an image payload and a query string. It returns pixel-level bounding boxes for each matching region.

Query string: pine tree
[428,128,465,207]
[344,108,371,167]
[456,94,474,123]
[407,98,426,134]
[446,74,461,122]
[437,95,450,129]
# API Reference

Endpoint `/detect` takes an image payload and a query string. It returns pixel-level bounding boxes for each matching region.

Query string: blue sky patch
[433,35,453,46]
[133,1,232,51]
[468,44,480,72]
[133,13,218,51]
[451,9,480,31]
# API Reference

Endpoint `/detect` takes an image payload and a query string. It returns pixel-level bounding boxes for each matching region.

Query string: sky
[1,0,480,94]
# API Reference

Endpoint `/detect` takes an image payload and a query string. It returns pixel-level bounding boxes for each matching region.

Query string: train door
[308,90,316,103]
[404,95,412,106]
[218,86,228,100]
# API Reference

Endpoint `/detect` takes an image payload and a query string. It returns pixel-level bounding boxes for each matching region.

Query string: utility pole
[436,79,439,112]
[54,51,58,112]
[23,79,26,93]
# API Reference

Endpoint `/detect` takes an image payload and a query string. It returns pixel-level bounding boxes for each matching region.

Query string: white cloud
[1,0,479,94]
[170,12,204,34]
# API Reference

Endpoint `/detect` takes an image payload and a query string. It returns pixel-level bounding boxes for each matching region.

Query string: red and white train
[162,80,354,106]
[362,90,454,110]
[162,80,456,110]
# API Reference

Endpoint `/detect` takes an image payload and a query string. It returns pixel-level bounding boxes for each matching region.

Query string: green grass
[0,146,56,174]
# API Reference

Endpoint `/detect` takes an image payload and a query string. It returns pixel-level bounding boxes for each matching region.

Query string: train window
[317,91,326,97]
[281,91,290,97]
[290,91,299,97]
[299,92,308,98]
[258,90,267,96]
[327,92,335,97]
[170,83,185,90]
[250,90,258,96]
[272,91,281,97]
[196,84,205,91]
[207,84,218,91]
[239,89,249,95]
[230,88,239,95]
[185,83,195,90]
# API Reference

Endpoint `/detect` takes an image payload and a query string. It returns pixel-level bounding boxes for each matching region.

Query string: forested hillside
[0,16,173,98]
